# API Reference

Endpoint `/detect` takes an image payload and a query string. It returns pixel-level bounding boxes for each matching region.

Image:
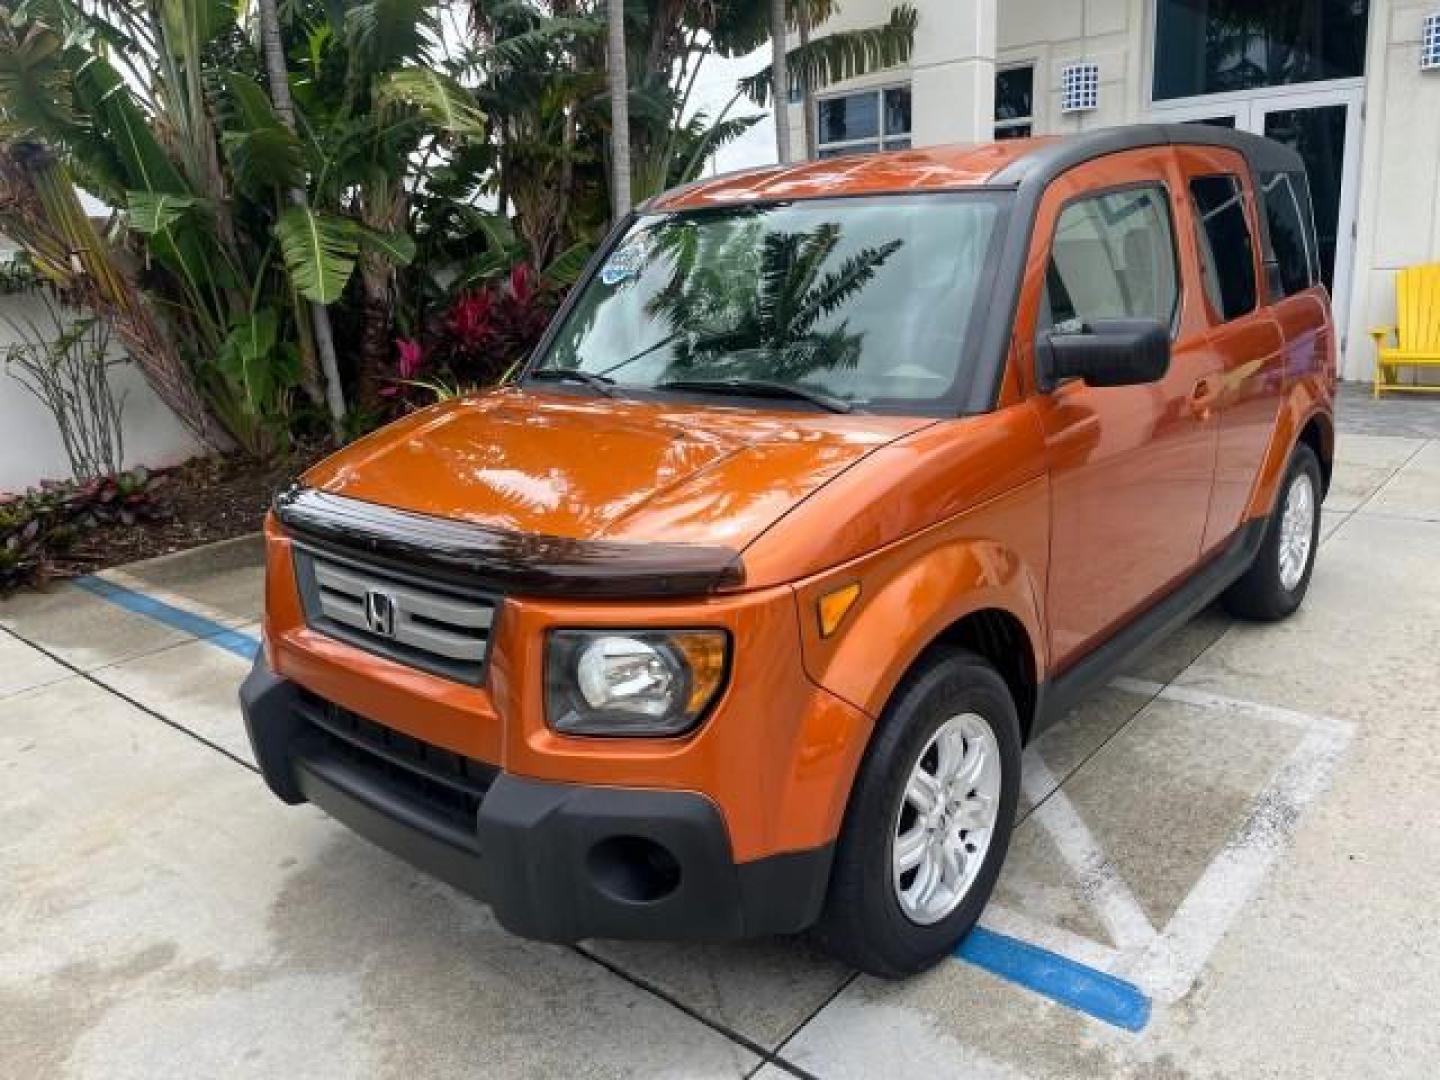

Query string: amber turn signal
[671,630,730,713]
[817,582,861,638]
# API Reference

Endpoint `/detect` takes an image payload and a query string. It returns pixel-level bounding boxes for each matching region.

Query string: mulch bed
[49,446,328,578]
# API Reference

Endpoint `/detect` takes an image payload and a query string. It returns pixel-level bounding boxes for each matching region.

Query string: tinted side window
[1260,170,1317,296]
[1041,186,1180,331]
[1190,174,1257,320]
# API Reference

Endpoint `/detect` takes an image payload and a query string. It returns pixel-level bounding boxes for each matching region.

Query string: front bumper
[240,653,832,942]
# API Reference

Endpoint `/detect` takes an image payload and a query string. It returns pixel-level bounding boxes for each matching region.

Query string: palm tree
[797,3,816,159]
[739,4,919,129]
[607,0,632,219]
[770,0,793,164]
[256,0,346,434]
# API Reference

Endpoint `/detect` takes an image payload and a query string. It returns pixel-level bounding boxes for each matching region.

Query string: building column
[909,0,998,145]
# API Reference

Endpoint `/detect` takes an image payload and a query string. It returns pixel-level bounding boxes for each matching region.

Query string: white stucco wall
[1346,0,1440,381]
[0,283,204,494]
[998,0,1147,133]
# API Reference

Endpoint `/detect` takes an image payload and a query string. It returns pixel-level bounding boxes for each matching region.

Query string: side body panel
[1011,147,1222,672]
[1171,146,1290,553]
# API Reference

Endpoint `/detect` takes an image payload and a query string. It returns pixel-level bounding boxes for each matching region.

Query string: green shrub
[0,469,169,594]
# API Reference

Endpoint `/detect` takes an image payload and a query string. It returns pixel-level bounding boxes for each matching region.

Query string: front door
[1153,85,1364,340]
[1022,148,1221,670]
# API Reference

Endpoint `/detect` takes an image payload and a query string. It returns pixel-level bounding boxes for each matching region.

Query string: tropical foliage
[0,468,168,593]
[0,0,916,458]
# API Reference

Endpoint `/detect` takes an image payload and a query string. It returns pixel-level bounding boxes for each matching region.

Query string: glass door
[1253,89,1364,333]
[1151,84,1364,337]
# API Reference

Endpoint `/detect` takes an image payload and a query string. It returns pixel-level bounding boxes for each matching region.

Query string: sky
[689,46,779,176]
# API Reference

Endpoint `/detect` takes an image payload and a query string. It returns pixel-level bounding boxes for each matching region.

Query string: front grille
[293,544,498,684]
[294,690,498,834]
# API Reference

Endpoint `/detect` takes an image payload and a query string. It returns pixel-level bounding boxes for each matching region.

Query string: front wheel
[814,650,1021,977]
[1222,442,1322,621]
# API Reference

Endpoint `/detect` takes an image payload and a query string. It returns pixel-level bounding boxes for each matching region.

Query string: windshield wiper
[527,368,617,397]
[655,378,852,414]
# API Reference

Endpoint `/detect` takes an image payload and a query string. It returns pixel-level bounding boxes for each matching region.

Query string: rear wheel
[815,650,1021,977]
[1222,443,1322,621]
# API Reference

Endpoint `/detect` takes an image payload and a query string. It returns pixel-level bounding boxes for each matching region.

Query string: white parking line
[1019,758,1159,952]
[983,677,1353,1011]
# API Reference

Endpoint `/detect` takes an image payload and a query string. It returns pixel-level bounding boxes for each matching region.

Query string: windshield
[529,193,1007,413]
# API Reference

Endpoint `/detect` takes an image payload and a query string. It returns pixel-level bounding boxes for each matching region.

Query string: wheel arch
[906,608,1040,744]
[1296,410,1334,497]
[1246,387,1335,520]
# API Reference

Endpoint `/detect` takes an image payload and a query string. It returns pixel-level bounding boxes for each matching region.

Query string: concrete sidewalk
[3,401,1439,1079]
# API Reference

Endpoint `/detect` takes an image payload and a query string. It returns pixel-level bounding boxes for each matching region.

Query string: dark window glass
[1183,114,1237,128]
[1262,104,1345,289]
[818,94,879,144]
[1041,187,1180,330]
[1260,171,1316,296]
[884,87,913,136]
[996,67,1034,122]
[995,124,1033,140]
[1190,174,1257,320]
[537,195,1006,410]
[1154,0,1369,100]
[817,144,878,158]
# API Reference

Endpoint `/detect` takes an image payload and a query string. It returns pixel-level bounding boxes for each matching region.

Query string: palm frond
[540,241,592,287]
[356,224,417,266]
[0,23,80,142]
[376,68,487,136]
[69,52,187,197]
[344,0,439,76]
[674,113,763,184]
[125,190,204,234]
[739,4,918,107]
[276,206,360,304]
[479,16,605,70]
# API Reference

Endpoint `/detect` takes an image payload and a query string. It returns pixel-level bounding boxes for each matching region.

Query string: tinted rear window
[1260,170,1317,297]
[1190,174,1257,321]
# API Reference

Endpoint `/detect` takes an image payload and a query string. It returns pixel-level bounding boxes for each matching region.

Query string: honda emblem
[364,589,397,638]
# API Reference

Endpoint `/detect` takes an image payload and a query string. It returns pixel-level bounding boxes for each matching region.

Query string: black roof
[992,122,1307,188]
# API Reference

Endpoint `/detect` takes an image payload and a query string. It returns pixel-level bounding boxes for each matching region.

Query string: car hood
[302,389,934,551]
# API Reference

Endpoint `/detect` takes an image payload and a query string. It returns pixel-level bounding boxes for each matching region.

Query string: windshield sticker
[600,233,655,286]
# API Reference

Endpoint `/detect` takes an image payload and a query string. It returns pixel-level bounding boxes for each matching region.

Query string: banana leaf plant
[0,0,494,448]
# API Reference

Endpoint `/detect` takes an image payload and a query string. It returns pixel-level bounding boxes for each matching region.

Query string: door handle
[1190,377,1221,418]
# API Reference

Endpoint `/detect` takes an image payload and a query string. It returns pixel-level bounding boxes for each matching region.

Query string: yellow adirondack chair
[1372,262,1440,395]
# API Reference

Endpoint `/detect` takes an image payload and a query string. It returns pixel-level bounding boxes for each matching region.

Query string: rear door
[1020,148,1222,670]
[1174,148,1288,552]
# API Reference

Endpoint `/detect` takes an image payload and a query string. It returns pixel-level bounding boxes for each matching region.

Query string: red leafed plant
[0,469,169,594]
[432,264,556,386]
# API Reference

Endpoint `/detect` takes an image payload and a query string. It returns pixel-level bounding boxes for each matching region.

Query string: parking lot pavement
[3,419,1439,1079]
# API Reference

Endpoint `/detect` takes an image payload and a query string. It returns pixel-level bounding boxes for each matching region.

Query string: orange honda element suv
[242,127,1335,976]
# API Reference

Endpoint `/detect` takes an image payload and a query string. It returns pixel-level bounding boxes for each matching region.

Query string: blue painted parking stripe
[957,926,1151,1032]
[73,576,260,661]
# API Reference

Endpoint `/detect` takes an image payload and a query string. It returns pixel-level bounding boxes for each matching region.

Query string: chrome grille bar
[293,544,498,684]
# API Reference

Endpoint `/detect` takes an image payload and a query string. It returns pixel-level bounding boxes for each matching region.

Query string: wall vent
[1061,62,1100,113]
[1422,13,1440,71]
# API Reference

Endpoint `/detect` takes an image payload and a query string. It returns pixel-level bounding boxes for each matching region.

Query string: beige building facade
[789,0,1440,382]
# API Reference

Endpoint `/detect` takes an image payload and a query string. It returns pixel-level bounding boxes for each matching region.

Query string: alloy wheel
[891,712,1003,925]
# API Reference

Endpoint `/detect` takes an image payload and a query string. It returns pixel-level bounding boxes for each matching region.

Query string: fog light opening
[587,836,682,904]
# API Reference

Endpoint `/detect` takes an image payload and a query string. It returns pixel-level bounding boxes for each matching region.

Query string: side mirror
[1036,318,1171,392]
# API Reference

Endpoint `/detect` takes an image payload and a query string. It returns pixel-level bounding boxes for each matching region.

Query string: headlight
[545,629,730,736]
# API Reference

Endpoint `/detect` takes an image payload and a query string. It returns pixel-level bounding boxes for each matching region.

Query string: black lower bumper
[239,654,832,942]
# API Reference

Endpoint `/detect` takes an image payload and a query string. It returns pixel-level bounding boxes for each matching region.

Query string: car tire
[814,649,1021,978]
[1222,442,1323,622]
